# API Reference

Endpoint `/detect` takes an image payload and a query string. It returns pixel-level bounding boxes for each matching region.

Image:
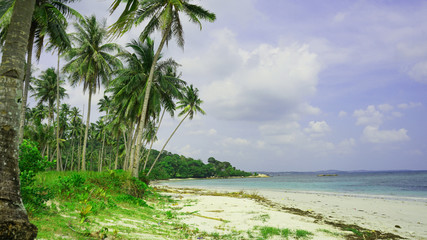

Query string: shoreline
[155,183,427,239]
[155,173,270,182]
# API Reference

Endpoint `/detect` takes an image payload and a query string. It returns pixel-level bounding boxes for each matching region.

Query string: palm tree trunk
[147,112,189,177]
[77,128,82,170]
[70,137,75,170]
[0,0,38,238]
[56,51,62,171]
[18,23,36,144]
[143,108,165,172]
[128,120,139,171]
[81,90,92,171]
[122,131,127,170]
[99,133,106,171]
[132,26,171,178]
[114,134,120,170]
[46,105,53,162]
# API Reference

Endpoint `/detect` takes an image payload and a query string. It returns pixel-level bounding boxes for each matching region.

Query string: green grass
[253,226,312,240]
[28,171,213,239]
[295,229,313,239]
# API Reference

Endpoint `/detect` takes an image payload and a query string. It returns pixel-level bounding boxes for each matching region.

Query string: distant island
[148,151,256,180]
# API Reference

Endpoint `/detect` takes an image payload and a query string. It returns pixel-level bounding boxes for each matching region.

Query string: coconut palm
[69,106,82,170]
[63,15,122,171]
[110,0,215,178]
[46,28,73,171]
[31,67,67,162]
[147,84,205,176]
[142,65,184,172]
[0,0,37,238]
[97,95,111,171]
[108,37,184,174]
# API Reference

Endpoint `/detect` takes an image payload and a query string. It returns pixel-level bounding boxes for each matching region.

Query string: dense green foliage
[19,140,54,213]
[147,152,254,180]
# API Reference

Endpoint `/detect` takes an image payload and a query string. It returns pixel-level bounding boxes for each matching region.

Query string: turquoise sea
[161,170,427,199]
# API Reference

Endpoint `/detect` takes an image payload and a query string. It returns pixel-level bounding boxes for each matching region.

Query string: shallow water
[161,170,427,198]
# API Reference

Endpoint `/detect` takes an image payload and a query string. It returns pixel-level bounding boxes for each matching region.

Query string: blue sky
[36,0,427,171]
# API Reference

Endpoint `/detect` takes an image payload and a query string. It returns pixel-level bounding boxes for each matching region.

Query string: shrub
[19,140,54,214]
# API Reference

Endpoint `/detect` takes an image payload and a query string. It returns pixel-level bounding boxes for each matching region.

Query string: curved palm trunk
[18,23,36,144]
[143,108,165,172]
[56,51,62,171]
[81,90,92,171]
[132,26,171,178]
[128,120,139,171]
[147,112,189,177]
[0,0,38,238]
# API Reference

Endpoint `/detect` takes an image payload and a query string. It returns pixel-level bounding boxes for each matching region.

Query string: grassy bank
[29,171,203,239]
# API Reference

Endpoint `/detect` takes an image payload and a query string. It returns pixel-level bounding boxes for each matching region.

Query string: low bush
[19,140,54,214]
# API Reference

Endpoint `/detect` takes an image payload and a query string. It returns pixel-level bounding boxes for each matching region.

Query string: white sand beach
[157,185,427,239]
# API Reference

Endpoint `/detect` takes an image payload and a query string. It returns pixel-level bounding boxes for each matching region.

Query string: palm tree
[46,28,72,171]
[0,0,81,144]
[108,37,184,174]
[147,85,205,176]
[97,95,111,171]
[69,106,82,170]
[63,15,122,171]
[110,0,215,178]
[31,67,67,162]
[57,103,70,169]
[0,0,37,238]
[142,65,183,172]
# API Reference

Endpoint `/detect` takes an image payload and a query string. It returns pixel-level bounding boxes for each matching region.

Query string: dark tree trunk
[0,0,38,239]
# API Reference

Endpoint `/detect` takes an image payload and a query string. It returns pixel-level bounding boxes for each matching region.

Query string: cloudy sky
[36,0,427,172]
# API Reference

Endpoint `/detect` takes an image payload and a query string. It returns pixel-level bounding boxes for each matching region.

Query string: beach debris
[191,213,230,223]
[394,225,401,228]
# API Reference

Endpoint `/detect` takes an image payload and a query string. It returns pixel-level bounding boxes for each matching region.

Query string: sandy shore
[156,183,427,239]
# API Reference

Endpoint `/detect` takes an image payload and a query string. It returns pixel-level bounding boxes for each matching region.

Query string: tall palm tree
[142,65,183,172]
[108,37,184,174]
[0,0,82,143]
[97,95,111,171]
[46,28,72,171]
[69,106,82,170]
[110,0,215,178]
[146,84,204,176]
[0,0,37,238]
[31,67,67,162]
[63,15,122,171]
[57,103,70,169]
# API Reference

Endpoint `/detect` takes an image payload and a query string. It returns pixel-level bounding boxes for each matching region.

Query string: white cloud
[189,128,217,136]
[333,12,347,23]
[338,111,347,117]
[221,137,250,146]
[304,121,331,136]
[362,126,410,143]
[259,121,301,135]
[178,144,201,157]
[397,102,422,109]
[353,105,383,127]
[190,29,321,121]
[408,61,427,83]
[378,104,394,112]
[392,111,403,118]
